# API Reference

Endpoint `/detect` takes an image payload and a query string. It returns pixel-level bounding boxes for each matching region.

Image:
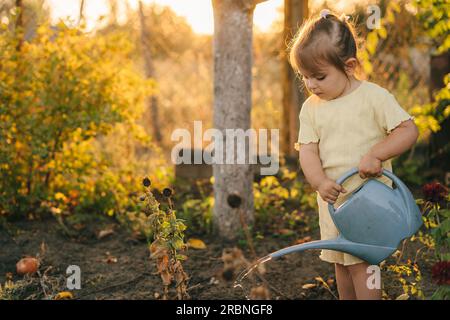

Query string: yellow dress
[295,80,414,266]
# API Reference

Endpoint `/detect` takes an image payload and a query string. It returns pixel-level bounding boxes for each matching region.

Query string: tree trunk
[15,0,24,51]
[212,0,266,240]
[78,0,85,24]
[109,0,118,26]
[282,0,308,158]
[138,1,162,144]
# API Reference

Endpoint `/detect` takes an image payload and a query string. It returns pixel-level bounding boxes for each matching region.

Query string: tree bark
[212,0,266,240]
[78,0,85,24]
[15,0,24,51]
[282,0,308,158]
[109,0,118,26]
[138,1,162,144]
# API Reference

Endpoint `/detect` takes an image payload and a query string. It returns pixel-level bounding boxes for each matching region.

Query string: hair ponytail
[289,9,363,78]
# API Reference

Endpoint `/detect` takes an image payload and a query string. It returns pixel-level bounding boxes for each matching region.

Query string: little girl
[290,10,419,300]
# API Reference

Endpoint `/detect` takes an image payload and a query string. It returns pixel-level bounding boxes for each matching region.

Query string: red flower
[431,261,450,285]
[422,182,448,203]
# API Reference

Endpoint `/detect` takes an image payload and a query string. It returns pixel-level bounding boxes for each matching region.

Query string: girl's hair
[289,9,361,77]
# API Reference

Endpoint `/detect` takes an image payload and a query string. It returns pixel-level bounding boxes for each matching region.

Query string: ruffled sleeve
[375,91,414,134]
[295,102,320,151]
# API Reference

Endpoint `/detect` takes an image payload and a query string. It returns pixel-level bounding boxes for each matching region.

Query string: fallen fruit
[16,257,39,275]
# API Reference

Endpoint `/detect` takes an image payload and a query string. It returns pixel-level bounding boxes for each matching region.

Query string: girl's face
[299,60,355,101]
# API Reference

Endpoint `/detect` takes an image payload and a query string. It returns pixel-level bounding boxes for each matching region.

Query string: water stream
[233,255,273,299]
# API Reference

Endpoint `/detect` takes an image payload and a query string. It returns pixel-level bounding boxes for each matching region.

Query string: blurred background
[0,0,448,217]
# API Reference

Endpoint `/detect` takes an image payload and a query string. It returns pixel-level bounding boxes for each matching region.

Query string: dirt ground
[0,210,438,300]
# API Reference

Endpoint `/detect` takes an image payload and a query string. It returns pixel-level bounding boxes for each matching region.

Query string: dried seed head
[143,177,151,187]
[163,187,173,197]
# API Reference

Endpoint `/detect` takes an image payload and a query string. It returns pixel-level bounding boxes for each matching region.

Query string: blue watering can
[268,168,423,265]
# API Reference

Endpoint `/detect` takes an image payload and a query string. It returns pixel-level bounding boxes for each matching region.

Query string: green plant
[410,0,450,153]
[430,261,450,299]
[253,175,290,232]
[176,180,214,235]
[384,260,425,299]
[417,181,450,299]
[410,74,450,138]
[179,197,213,235]
[392,157,426,187]
[420,182,450,260]
[141,178,190,300]
[413,0,450,55]
[0,19,152,217]
[358,1,402,75]
[253,168,317,235]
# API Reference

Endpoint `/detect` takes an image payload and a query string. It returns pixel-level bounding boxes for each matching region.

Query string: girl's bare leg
[347,262,382,300]
[335,263,357,300]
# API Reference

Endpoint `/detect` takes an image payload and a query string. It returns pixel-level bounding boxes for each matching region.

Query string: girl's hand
[358,153,382,179]
[317,178,347,204]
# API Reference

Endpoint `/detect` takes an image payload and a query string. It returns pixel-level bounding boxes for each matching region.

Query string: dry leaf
[149,241,168,258]
[315,276,332,290]
[149,241,161,254]
[209,277,219,285]
[98,228,115,239]
[257,262,266,275]
[396,293,409,300]
[161,270,172,285]
[220,247,251,280]
[54,291,74,300]
[40,241,47,256]
[157,255,169,273]
[277,229,294,236]
[105,254,118,264]
[72,223,85,231]
[294,236,312,244]
[302,283,316,289]
[249,285,271,300]
[315,276,324,281]
[187,238,206,249]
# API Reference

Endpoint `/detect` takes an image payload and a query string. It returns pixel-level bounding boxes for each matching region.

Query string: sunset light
[45,0,284,34]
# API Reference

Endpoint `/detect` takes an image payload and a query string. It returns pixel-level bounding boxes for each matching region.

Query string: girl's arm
[368,119,419,161]
[299,143,327,190]
[299,143,347,203]
[359,119,419,179]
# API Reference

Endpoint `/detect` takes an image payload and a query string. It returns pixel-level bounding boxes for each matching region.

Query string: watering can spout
[269,236,396,265]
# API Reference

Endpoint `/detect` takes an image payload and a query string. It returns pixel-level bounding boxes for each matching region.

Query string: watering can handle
[327,167,408,215]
